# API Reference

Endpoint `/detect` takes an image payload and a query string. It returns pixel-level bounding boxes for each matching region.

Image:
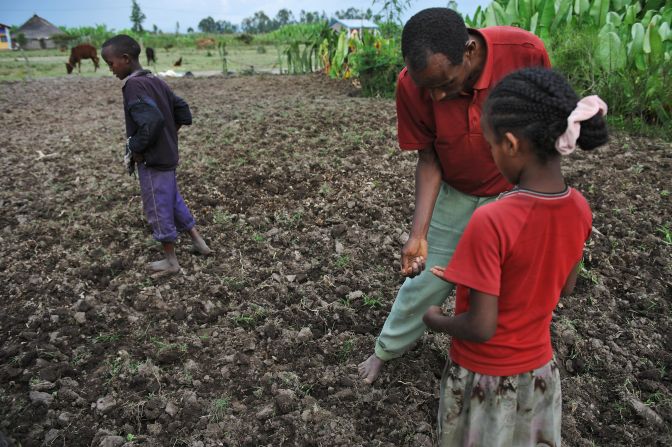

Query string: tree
[299,10,327,24]
[130,0,146,33]
[187,27,194,33]
[274,9,295,27]
[336,7,363,20]
[216,20,237,34]
[15,33,32,79]
[198,16,217,33]
[241,11,274,33]
[175,21,179,35]
[372,0,411,23]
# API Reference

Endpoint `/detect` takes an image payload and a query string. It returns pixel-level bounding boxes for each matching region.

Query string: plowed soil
[1,74,670,447]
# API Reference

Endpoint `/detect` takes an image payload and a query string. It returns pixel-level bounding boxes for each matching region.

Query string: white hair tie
[555,95,608,155]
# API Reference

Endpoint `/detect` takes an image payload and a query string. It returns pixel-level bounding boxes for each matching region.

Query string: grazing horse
[65,44,100,74]
[146,47,157,65]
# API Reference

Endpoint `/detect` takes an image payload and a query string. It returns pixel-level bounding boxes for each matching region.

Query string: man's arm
[401,145,442,277]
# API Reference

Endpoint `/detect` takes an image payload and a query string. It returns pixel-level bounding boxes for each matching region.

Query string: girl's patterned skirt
[438,358,561,447]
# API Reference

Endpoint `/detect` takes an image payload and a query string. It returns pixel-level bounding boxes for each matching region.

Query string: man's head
[401,8,480,101]
[101,35,141,80]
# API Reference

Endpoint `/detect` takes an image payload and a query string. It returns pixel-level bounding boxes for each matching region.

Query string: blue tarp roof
[329,18,379,29]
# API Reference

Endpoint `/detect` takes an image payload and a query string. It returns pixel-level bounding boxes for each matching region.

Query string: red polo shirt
[442,188,593,376]
[396,26,551,197]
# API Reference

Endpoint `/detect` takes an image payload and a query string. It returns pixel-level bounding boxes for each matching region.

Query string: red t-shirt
[396,26,551,197]
[442,188,592,376]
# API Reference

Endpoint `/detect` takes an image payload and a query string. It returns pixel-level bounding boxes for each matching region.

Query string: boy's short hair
[102,35,141,59]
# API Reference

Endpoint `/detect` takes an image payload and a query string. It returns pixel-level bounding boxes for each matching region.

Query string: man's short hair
[401,8,469,71]
[102,34,141,59]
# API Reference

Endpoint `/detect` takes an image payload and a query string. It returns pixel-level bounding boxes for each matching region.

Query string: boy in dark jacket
[102,35,210,276]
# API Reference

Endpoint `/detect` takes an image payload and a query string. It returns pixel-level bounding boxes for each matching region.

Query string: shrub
[349,33,403,98]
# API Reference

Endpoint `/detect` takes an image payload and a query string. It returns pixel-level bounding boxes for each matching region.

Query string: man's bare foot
[358,353,385,384]
[147,258,180,276]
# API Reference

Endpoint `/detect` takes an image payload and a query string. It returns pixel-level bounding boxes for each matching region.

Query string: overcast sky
[3,0,490,31]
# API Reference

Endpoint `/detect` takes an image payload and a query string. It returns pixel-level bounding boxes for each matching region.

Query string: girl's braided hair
[483,67,608,162]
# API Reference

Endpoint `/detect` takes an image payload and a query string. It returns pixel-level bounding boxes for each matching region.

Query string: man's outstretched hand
[400,236,427,277]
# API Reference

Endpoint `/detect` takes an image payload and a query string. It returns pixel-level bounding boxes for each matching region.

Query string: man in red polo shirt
[358,8,551,383]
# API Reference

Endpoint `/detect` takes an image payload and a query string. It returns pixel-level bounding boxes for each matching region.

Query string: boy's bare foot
[191,238,211,256]
[188,228,211,256]
[147,258,180,276]
[358,354,385,384]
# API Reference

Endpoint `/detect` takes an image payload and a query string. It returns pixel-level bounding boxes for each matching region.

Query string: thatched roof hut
[17,14,62,49]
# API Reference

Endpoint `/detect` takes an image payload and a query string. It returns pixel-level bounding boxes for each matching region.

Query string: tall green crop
[467,0,671,129]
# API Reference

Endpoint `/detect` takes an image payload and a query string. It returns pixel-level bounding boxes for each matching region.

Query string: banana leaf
[537,0,556,37]
[551,0,574,32]
[630,22,647,70]
[589,0,611,27]
[644,21,664,59]
[574,0,590,17]
[596,29,626,70]
[659,21,671,40]
[530,11,540,34]
[606,11,622,26]
[623,4,641,25]
[505,0,521,25]
[519,0,532,27]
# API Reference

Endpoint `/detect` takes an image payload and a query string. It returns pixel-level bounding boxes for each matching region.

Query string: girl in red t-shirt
[423,68,608,446]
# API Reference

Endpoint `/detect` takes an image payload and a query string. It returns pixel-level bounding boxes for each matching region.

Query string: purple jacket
[122,70,192,170]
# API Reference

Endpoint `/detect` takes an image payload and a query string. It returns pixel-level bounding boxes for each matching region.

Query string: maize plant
[274,22,337,74]
[467,0,672,122]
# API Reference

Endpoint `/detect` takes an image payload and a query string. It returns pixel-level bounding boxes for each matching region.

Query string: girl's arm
[423,290,498,343]
[561,261,581,296]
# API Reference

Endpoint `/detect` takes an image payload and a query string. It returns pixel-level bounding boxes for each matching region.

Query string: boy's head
[101,35,142,80]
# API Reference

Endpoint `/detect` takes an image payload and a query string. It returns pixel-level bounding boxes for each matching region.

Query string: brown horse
[66,44,100,74]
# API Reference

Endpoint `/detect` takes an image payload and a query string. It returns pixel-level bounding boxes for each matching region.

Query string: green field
[0,44,285,81]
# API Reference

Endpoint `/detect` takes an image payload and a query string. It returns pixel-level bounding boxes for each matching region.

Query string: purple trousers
[137,164,195,243]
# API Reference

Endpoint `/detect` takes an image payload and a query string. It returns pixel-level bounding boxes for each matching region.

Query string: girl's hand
[430,266,450,282]
[423,305,448,331]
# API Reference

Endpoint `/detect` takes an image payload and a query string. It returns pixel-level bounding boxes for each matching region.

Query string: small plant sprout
[210,396,231,422]
[126,433,137,442]
[578,259,599,285]
[363,294,382,308]
[339,338,355,363]
[335,255,350,269]
[657,224,671,245]
[95,332,121,344]
[231,304,266,327]
[213,209,234,225]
